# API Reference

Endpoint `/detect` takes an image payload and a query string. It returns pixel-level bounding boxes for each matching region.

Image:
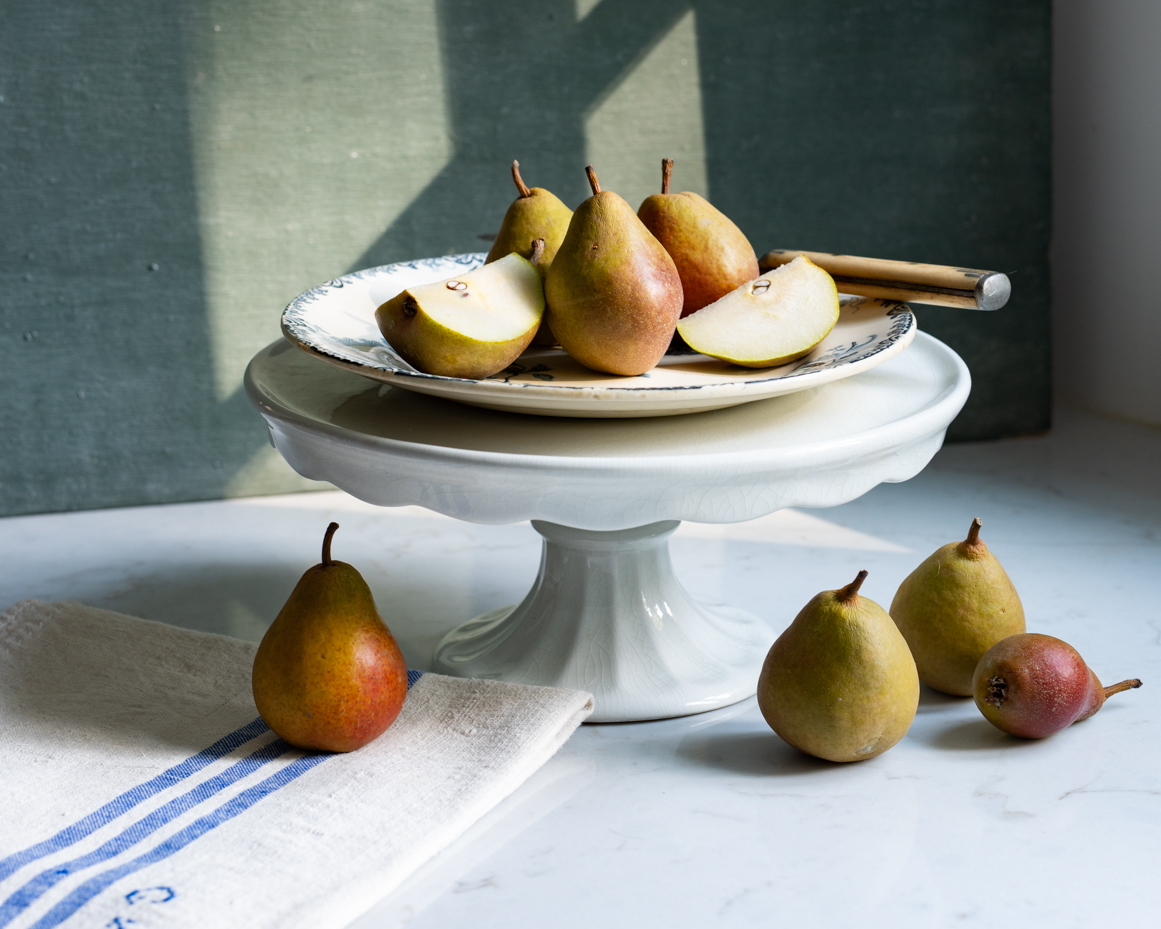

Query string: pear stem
[322,521,339,567]
[661,158,673,195]
[965,517,982,546]
[585,164,601,196]
[511,160,532,198]
[529,237,546,267]
[836,570,869,603]
[1103,679,1142,698]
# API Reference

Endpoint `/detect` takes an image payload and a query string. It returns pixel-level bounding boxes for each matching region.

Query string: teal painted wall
[0,1,1051,517]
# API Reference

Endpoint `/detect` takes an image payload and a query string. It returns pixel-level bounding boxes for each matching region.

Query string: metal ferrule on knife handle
[758,249,1011,311]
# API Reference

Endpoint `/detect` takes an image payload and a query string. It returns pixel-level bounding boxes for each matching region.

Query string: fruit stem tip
[1103,678,1143,698]
[966,517,982,546]
[661,157,673,195]
[585,164,601,195]
[837,569,869,603]
[511,160,532,199]
[322,521,339,567]
[529,237,546,266]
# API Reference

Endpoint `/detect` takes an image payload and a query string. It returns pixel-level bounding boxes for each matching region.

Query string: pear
[376,242,545,379]
[544,165,683,376]
[252,522,408,753]
[486,160,573,347]
[974,633,1141,738]
[890,518,1025,696]
[676,256,839,367]
[757,571,919,762]
[638,158,759,317]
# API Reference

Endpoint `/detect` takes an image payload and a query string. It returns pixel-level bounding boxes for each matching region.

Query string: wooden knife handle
[758,249,1011,310]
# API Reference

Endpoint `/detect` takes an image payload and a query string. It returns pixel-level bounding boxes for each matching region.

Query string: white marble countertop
[1,406,1158,927]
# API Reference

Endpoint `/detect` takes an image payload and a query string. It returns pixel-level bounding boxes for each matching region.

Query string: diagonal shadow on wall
[351,0,691,271]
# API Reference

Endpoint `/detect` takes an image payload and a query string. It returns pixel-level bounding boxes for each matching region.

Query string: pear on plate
[252,523,408,753]
[890,518,1025,696]
[637,158,759,317]
[487,160,573,346]
[376,241,545,379]
[676,255,839,368]
[757,570,919,763]
[545,165,682,376]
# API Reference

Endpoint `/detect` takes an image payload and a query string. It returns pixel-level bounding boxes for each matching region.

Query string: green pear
[486,160,573,347]
[676,256,839,367]
[637,158,759,317]
[252,523,408,753]
[376,244,545,379]
[757,570,919,762]
[545,165,683,376]
[891,518,1025,696]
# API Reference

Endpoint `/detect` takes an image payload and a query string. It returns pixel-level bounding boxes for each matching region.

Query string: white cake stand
[245,332,969,722]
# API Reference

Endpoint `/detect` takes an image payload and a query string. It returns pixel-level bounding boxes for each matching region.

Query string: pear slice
[376,247,545,379]
[676,255,840,368]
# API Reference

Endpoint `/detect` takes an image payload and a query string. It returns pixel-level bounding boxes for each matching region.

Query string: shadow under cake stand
[245,332,969,722]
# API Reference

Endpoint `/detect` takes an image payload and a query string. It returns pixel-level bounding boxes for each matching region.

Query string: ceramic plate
[281,253,917,418]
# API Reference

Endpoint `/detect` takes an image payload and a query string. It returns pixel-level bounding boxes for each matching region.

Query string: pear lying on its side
[253,523,408,753]
[676,256,839,367]
[891,518,1025,696]
[487,160,572,346]
[638,158,758,317]
[757,570,919,763]
[376,243,545,380]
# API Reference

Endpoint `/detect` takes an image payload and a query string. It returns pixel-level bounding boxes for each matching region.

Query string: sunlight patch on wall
[584,8,707,210]
[183,1,452,400]
[575,0,603,21]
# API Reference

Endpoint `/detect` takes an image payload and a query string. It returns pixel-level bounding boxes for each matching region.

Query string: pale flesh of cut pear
[375,252,544,379]
[676,255,840,368]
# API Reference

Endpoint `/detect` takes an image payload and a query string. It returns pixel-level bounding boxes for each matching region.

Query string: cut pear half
[376,252,544,379]
[676,255,840,368]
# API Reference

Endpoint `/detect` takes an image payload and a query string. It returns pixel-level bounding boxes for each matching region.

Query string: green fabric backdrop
[0,0,1050,517]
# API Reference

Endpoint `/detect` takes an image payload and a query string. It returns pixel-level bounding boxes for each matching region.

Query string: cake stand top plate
[246,332,969,530]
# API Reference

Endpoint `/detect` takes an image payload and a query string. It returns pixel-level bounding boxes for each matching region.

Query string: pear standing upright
[638,158,759,317]
[252,523,408,753]
[890,518,1025,696]
[486,160,573,346]
[545,165,683,376]
[757,571,919,762]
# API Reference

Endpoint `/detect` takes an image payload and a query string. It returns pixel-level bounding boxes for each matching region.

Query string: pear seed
[446,280,468,291]
[751,280,771,295]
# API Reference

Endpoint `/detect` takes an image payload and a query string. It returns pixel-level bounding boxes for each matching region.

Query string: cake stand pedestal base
[432,520,775,722]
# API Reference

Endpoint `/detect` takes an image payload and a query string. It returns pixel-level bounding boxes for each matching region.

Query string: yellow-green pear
[638,158,758,317]
[757,570,919,762]
[891,517,1025,696]
[486,160,572,347]
[677,256,839,368]
[252,523,408,753]
[376,242,545,379]
[545,165,683,376]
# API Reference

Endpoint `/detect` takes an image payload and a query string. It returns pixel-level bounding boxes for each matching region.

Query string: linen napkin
[0,599,593,929]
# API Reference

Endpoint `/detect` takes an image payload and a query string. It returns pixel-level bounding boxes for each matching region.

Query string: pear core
[676,255,839,367]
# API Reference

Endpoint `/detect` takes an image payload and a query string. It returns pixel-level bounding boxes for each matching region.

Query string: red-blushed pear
[486,160,573,346]
[637,158,758,317]
[545,165,682,376]
[376,240,546,379]
[757,570,919,763]
[973,633,1141,738]
[252,523,408,753]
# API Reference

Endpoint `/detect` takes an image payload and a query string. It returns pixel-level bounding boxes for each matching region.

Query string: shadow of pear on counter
[252,522,408,752]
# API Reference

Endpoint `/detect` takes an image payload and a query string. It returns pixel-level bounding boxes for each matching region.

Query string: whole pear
[545,165,683,376]
[486,160,573,346]
[252,523,408,753]
[638,158,758,317]
[974,633,1141,738]
[890,518,1025,696]
[757,571,919,762]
